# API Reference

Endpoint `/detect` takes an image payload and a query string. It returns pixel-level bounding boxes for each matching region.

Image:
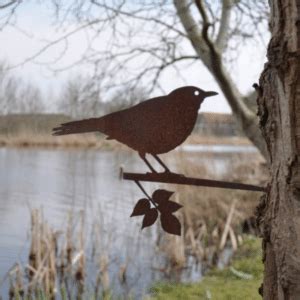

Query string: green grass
[9,236,263,300]
[149,237,263,300]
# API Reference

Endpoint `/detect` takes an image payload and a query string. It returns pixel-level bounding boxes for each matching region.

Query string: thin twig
[0,0,18,10]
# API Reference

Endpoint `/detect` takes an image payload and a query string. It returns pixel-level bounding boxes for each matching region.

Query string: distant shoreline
[0,133,251,149]
[0,113,251,149]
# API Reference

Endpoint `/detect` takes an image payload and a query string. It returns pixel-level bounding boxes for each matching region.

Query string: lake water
[0,145,261,298]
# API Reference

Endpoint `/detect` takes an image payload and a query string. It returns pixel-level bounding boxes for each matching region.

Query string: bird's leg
[139,152,157,173]
[152,154,171,173]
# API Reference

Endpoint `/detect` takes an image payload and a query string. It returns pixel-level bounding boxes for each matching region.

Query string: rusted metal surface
[53,86,217,172]
[53,86,265,235]
[123,172,266,192]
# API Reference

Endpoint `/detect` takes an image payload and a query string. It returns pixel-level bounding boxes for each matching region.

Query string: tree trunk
[256,0,300,299]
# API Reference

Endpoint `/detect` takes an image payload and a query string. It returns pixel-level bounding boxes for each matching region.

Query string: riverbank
[1,146,266,299]
[0,132,252,148]
[149,236,263,299]
[0,113,251,148]
[7,230,263,299]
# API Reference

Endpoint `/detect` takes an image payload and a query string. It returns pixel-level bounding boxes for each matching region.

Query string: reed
[0,130,110,148]
[7,209,116,299]
[185,134,251,145]
[5,151,267,299]
[156,151,268,270]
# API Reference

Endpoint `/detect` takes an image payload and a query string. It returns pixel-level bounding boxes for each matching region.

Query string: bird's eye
[194,90,200,96]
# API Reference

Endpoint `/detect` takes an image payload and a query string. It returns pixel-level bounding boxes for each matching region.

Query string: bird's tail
[52,118,103,136]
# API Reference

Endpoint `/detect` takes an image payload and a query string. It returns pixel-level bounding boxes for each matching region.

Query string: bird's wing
[102,95,170,136]
[52,95,175,152]
[52,97,163,137]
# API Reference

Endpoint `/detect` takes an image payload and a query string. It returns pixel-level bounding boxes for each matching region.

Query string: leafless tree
[57,75,104,118]
[0,61,22,114]
[57,74,149,117]
[18,82,45,113]
[0,0,269,156]
[106,86,149,113]
[0,61,45,114]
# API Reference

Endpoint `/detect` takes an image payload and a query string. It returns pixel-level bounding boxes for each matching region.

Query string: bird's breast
[145,105,199,154]
[106,99,200,155]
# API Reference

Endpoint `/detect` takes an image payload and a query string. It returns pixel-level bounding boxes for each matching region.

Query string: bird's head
[169,86,218,106]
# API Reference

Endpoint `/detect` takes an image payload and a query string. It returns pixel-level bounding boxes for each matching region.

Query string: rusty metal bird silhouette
[52,85,266,236]
[52,86,218,173]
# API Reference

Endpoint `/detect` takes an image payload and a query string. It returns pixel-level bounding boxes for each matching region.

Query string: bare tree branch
[216,0,234,51]
[173,0,267,157]
[8,19,100,69]
[0,0,269,157]
[173,0,210,63]
[90,0,187,38]
[194,0,214,52]
[0,0,19,10]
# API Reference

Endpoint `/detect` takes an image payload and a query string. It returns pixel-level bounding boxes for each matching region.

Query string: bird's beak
[204,91,218,97]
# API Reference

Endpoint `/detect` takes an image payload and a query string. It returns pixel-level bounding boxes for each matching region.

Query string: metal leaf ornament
[53,86,265,237]
[130,189,182,235]
[142,208,158,229]
[130,198,150,216]
[160,213,181,236]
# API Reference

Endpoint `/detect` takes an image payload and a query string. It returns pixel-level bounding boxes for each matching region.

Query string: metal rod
[123,172,266,192]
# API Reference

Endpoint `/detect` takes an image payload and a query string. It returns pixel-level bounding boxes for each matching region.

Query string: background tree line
[0,0,269,156]
[0,61,147,117]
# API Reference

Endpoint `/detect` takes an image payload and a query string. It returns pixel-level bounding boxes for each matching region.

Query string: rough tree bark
[256,0,300,299]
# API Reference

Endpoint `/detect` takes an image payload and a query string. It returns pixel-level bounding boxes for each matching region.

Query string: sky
[0,2,269,113]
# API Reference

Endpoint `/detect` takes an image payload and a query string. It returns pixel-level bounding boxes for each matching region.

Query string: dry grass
[0,132,251,148]
[0,131,112,149]
[5,154,268,298]
[0,113,126,149]
[157,152,268,270]
[0,114,251,148]
[0,114,70,135]
[185,134,252,145]
[2,115,267,298]
[7,209,116,299]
